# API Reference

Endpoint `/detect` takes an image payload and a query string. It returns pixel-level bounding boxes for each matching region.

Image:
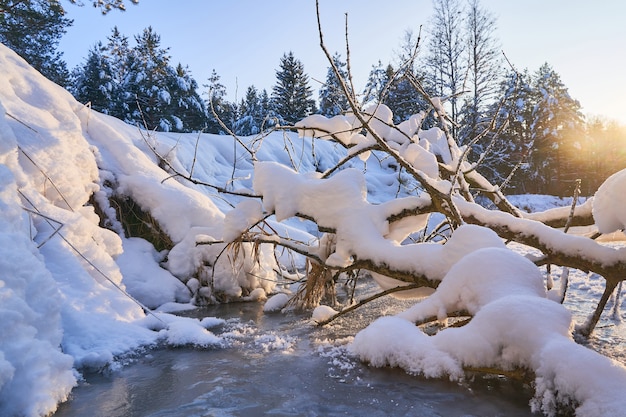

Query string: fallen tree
[139,5,626,415]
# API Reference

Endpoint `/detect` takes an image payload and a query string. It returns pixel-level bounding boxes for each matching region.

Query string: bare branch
[316,283,425,326]
[316,0,464,228]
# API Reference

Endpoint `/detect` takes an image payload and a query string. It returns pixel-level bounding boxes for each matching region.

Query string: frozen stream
[54,301,538,417]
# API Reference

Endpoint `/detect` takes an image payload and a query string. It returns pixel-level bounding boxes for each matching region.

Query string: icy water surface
[54,301,537,417]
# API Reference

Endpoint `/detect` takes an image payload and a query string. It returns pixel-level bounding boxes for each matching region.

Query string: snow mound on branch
[371,224,506,297]
[223,199,264,242]
[295,105,441,176]
[255,162,502,278]
[593,168,626,233]
[351,245,626,417]
[296,114,356,145]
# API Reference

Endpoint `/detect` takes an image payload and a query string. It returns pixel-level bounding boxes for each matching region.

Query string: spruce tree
[318,53,349,117]
[0,0,72,86]
[485,69,534,192]
[258,89,277,129]
[233,85,263,136]
[361,60,389,106]
[385,66,431,124]
[271,51,316,125]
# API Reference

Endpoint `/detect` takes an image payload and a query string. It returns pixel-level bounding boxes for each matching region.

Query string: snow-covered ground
[1,42,625,417]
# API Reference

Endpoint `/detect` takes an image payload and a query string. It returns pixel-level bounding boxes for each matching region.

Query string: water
[54,302,537,417]
[53,239,626,417]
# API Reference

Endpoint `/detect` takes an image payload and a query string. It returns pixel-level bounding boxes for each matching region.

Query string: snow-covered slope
[0,44,282,416]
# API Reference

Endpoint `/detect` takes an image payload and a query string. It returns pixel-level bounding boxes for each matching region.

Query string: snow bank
[0,154,76,417]
[117,237,191,309]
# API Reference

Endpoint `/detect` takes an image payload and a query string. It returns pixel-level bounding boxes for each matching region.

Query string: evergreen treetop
[271,51,316,126]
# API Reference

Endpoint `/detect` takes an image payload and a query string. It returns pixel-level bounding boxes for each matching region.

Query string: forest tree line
[1,0,625,196]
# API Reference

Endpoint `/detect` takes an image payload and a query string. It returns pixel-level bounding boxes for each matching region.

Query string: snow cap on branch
[592,168,626,234]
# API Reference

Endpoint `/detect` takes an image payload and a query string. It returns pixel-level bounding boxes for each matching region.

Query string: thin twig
[316,283,423,326]
[208,87,256,159]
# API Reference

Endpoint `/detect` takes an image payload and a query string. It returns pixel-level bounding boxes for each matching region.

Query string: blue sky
[60,0,626,123]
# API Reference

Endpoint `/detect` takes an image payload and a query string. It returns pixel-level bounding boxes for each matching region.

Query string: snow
[312,305,339,323]
[159,316,222,348]
[264,293,291,312]
[593,168,626,233]
[222,199,264,242]
[1,41,626,417]
[116,237,191,309]
[295,114,356,146]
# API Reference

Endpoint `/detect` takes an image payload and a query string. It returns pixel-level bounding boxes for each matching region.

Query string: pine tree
[71,26,206,133]
[102,26,131,119]
[529,63,584,195]
[271,51,316,125]
[70,41,115,114]
[105,26,131,84]
[205,69,237,134]
[318,53,350,117]
[67,0,138,14]
[0,0,72,86]
[123,26,173,130]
